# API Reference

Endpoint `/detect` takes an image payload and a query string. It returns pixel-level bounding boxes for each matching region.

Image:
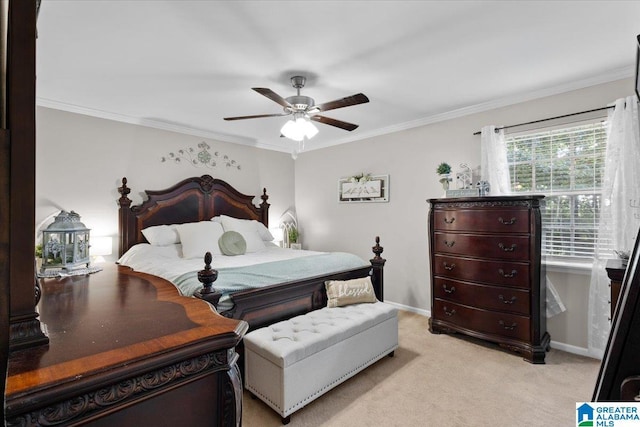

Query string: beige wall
[36,107,295,261]
[293,77,635,353]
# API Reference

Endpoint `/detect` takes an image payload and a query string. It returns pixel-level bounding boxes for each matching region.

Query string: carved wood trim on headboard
[117,175,270,257]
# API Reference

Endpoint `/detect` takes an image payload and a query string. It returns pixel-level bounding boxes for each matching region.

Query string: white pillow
[211,215,275,242]
[217,215,266,252]
[212,215,274,241]
[117,243,182,266]
[175,221,224,258]
[253,220,274,241]
[141,224,180,246]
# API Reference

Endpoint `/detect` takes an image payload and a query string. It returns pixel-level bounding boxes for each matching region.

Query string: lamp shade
[90,236,113,257]
[281,116,318,142]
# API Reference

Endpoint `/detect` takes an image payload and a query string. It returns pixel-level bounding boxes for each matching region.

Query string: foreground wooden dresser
[6,264,247,426]
[428,196,550,363]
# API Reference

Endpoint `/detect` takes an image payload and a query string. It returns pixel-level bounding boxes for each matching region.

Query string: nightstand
[606,258,627,320]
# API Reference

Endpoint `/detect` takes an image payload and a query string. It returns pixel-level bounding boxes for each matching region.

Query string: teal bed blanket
[173,252,369,299]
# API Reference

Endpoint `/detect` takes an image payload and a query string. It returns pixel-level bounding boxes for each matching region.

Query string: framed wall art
[338,174,389,203]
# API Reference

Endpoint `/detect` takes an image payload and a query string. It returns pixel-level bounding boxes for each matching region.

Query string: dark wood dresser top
[6,264,247,401]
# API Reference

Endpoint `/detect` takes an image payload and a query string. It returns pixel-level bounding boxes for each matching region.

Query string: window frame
[504,117,610,266]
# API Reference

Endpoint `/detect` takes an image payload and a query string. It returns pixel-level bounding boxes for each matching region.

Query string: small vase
[438,174,452,196]
[438,174,451,187]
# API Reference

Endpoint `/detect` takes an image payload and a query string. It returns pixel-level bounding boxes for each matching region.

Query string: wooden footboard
[197,237,386,330]
[225,266,374,330]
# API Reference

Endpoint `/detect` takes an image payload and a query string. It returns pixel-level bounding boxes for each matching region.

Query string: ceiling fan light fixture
[280,116,318,142]
[300,117,319,139]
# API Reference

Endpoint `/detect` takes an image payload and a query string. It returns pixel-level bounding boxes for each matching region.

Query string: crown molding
[35,97,291,153]
[37,67,634,155]
[298,66,635,152]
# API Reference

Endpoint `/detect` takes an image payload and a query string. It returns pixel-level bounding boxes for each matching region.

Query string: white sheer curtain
[481,125,566,318]
[588,95,640,359]
[480,125,511,195]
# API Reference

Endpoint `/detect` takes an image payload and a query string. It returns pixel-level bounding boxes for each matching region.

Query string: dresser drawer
[433,299,531,342]
[433,232,530,261]
[433,209,530,233]
[433,277,530,315]
[433,254,530,288]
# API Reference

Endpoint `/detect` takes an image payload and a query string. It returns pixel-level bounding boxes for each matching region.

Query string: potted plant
[288,227,301,249]
[436,162,452,191]
[288,227,298,244]
[436,162,451,175]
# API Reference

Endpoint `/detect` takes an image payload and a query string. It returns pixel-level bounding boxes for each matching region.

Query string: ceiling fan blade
[224,113,290,121]
[310,115,359,131]
[314,93,369,112]
[252,87,292,109]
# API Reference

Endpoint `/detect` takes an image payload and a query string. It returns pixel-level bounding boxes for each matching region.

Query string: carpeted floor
[242,310,601,426]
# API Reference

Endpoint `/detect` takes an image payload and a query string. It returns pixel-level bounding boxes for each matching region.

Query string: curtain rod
[472,105,614,136]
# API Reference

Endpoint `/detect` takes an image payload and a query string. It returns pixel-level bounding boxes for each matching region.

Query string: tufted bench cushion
[244,301,398,423]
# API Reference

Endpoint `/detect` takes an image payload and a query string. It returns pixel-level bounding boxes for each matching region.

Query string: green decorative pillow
[218,231,247,256]
[325,276,378,308]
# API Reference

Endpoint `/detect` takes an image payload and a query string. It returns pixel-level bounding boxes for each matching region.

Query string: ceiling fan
[223,76,369,134]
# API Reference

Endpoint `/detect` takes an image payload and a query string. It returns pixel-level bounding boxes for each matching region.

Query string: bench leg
[388,350,395,357]
[282,415,291,425]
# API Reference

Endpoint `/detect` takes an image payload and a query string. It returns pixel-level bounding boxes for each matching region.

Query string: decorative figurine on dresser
[427,195,550,363]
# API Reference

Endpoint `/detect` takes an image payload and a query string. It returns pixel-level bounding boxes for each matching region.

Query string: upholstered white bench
[243,301,398,424]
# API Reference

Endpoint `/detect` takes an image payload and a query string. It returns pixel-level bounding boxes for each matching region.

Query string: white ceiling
[35,1,640,154]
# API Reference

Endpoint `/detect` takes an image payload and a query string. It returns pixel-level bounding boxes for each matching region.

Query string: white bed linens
[117,244,369,311]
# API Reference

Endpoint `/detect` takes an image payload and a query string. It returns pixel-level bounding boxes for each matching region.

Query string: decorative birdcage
[41,210,90,272]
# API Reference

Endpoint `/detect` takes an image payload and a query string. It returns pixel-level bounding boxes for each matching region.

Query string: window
[506,120,609,262]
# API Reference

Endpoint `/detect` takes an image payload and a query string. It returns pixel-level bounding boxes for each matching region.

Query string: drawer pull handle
[499,295,517,304]
[498,243,517,252]
[443,217,455,224]
[443,307,456,316]
[443,284,456,294]
[443,262,456,271]
[444,240,455,248]
[498,269,517,278]
[499,320,517,330]
[498,217,517,225]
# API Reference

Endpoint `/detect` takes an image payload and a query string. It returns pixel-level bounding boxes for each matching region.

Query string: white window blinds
[506,121,609,261]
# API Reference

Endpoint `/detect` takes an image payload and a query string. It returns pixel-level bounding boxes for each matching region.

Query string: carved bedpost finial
[372,236,384,261]
[195,252,222,308]
[370,236,386,302]
[260,188,270,227]
[197,252,218,291]
[118,177,132,207]
[261,188,270,209]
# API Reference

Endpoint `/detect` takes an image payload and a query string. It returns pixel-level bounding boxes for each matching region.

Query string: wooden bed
[117,174,386,330]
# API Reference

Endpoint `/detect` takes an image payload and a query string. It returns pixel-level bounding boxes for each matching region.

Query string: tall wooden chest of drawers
[427,196,550,363]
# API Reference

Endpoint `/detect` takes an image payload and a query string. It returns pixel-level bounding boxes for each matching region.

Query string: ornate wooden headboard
[117,175,270,257]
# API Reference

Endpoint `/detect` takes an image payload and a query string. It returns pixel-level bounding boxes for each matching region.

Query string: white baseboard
[383,300,430,317]
[549,340,595,358]
[385,300,597,359]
